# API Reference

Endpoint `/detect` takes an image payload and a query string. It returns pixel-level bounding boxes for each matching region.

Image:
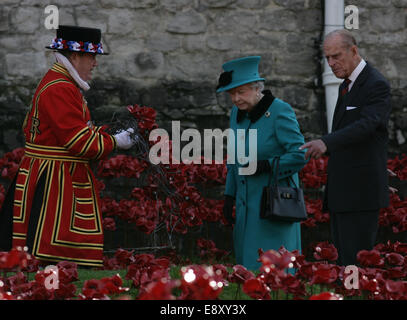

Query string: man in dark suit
[300,29,392,266]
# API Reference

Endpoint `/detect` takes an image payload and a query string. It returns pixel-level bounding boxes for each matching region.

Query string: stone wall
[0,0,406,156]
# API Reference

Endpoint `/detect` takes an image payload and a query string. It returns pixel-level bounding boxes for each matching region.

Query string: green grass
[71,267,327,300]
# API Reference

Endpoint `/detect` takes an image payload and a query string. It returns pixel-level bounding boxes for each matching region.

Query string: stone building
[0,0,406,156]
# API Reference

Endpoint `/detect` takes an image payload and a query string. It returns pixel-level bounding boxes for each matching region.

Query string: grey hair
[250,81,265,92]
[324,29,357,49]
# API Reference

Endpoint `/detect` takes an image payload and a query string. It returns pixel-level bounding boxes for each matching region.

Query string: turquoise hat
[216,56,265,93]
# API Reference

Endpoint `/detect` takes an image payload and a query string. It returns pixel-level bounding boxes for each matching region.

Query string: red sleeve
[41,83,116,160]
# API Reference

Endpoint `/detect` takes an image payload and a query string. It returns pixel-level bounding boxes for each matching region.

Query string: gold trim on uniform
[12,233,26,240]
[31,254,103,267]
[50,162,103,248]
[64,127,89,150]
[30,79,72,143]
[25,151,89,163]
[77,130,97,158]
[31,161,54,257]
[51,63,75,83]
[73,182,91,189]
[94,132,104,160]
[14,158,35,223]
[26,142,70,152]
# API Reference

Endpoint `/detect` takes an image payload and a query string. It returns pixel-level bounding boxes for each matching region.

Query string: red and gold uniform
[7,62,116,267]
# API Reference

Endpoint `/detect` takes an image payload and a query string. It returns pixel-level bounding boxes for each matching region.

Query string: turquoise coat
[225,93,307,270]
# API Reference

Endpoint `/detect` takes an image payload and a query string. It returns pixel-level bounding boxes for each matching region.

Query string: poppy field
[1,104,407,300]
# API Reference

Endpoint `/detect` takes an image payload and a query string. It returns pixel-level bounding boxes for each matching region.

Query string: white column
[323,0,344,133]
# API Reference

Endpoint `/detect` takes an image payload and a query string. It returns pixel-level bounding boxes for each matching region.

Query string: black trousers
[330,210,379,267]
[0,177,17,251]
[0,173,46,253]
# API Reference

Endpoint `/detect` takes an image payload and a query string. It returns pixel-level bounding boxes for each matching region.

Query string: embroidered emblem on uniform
[30,117,41,135]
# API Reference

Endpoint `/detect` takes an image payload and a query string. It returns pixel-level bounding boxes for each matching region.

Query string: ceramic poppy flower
[242,278,270,300]
[196,238,229,263]
[259,249,295,271]
[384,279,407,297]
[313,241,338,262]
[137,278,178,300]
[385,252,405,266]
[179,265,224,300]
[228,265,255,284]
[359,276,380,293]
[309,263,339,285]
[56,261,79,284]
[309,292,343,300]
[127,104,158,134]
[280,273,307,296]
[79,274,129,300]
[125,253,170,290]
[0,292,14,300]
[357,250,385,267]
[102,217,116,231]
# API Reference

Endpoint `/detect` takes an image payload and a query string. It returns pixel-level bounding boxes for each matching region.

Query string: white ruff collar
[54,52,90,91]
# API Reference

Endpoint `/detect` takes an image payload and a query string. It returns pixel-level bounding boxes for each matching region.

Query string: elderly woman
[217,56,307,270]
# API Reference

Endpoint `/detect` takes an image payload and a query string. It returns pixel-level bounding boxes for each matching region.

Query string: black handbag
[260,156,307,222]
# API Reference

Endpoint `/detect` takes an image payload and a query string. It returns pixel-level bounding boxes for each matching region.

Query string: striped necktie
[340,78,351,97]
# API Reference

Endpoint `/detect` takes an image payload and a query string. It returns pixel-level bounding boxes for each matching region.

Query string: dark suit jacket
[321,62,392,213]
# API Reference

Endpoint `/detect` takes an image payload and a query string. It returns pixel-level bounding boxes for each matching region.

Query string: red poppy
[384,279,407,296]
[79,279,110,300]
[259,249,295,271]
[79,274,129,300]
[242,278,270,300]
[137,279,178,300]
[196,238,229,263]
[385,252,405,266]
[102,217,116,231]
[179,265,224,300]
[53,283,77,300]
[125,253,170,290]
[0,247,36,271]
[313,241,338,261]
[280,273,307,296]
[309,263,339,285]
[228,265,255,284]
[309,292,343,300]
[114,249,135,267]
[56,261,78,284]
[359,276,380,293]
[127,104,158,134]
[297,261,314,281]
[357,250,385,267]
[0,292,14,300]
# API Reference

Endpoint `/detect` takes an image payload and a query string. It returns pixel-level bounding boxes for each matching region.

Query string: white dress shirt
[347,59,367,92]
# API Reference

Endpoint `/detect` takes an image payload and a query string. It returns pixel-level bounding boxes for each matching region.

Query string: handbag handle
[267,156,298,188]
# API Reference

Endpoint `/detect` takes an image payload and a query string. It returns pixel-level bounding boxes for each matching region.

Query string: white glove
[114,128,135,150]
